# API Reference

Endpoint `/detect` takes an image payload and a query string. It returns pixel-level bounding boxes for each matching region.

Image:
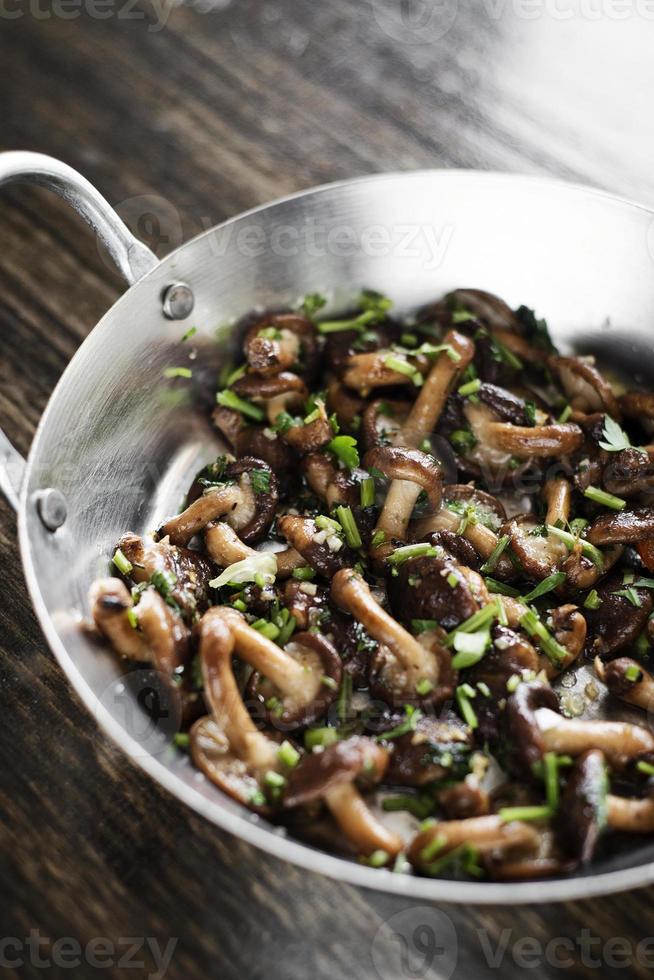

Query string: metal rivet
[35,488,67,531]
[162,282,194,320]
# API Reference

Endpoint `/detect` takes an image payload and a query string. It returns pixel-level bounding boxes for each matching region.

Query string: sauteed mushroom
[89,284,654,881]
[283,736,402,858]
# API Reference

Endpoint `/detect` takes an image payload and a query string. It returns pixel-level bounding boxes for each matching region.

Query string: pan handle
[0,151,159,512]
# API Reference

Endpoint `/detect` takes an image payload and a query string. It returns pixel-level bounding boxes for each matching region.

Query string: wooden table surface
[2,4,654,978]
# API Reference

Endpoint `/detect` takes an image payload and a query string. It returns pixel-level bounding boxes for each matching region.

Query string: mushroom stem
[160,484,243,546]
[205,522,305,578]
[136,588,188,675]
[484,422,583,458]
[331,570,438,682]
[607,795,654,833]
[536,707,654,765]
[595,657,654,711]
[200,610,277,771]
[215,608,309,695]
[409,815,539,867]
[90,579,150,660]
[400,331,475,448]
[544,478,571,527]
[375,479,422,543]
[364,447,442,549]
[324,782,402,857]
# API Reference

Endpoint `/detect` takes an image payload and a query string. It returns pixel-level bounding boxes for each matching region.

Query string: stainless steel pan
[3,151,654,903]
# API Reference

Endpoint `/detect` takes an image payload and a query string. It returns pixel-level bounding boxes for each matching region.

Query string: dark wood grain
[2,4,654,978]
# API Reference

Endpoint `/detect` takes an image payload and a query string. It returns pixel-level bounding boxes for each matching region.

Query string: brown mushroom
[535,706,654,766]
[386,552,481,631]
[360,398,411,453]
[326,377,365,430]
[364,447,442,546]
[190,609,280,812]
[595,657,654,712]
[505,517,569,581]
[243,312,317,378]
[549,355,620,418]
[203,522,306,579]
[116,532,216,619]
[231,371,307,425]
[90,578,150,660]
[283,736,402,858]
[408,815,539,873]
[384,715,473,787]
[556,749,608,864]
[620,391,654,435]
[213,606,341,730]
[341,351,429,396]
[277,514,356,578]
[584,573,653,658]
[159,458,278,546]
[542,605,586,677]
[505,681,561,769]
[331,569,450,706]
[433,288,520,332]
[606,794,654,833]
[543,477,572,527]
[602,448,654,498]
[588,507,654,547]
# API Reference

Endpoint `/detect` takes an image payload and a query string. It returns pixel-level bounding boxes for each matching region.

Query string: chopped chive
[636,760,654,776]
[216,389,264,421]
[317,309,382,334]
[126,607,139,629]
[613,587,643,608]
[484,577,520,598]
[249,789,267,807]
[173,732,190,749]
[367,849,390,868]
[304,727,339,750]
[276,614,297,647]
[451,629,490,668]
[583,485,626,511]
[375,706,423,741]
[522,572,566,603]
[415,678,433,696]
[458,378,482,397]
[480,535,510,574]
[419,834,447,864]
[625,664,643,682]
[292,566,315,581]
[382,795,432,819]
[444,602,498,648]
[315,514,342,534]
[477,681,491,697]
[232,598,247,613]
[387,542,438,565]
[455,684,478,729]
[337,673,352,726]
[371,529,386,549]
[584,589,602,610]
[264,770,286,789]
[335,505,362,549]
[499,805,552,823]
[163,366,192,379]
[321,675,338,690]
[278,740,300,768]
[496,595,508,626]
[446,571,459,589]
[506,674,521,693]
[360,477,376,508]
[543,752,560,812]
[112,548,133,576]
[519,608,568,665]
[557,404,572,423]
[546,524,604,570]
[252,619,280,641]
[411,619,439,634]
[383,355,423,387]
[181,326,198,342]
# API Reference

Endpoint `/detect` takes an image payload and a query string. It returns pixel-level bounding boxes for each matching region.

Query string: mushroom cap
[369,628,456,709]
[282,736,389,808]
[117,532,215,618]
[443,483,507,530]
[244,312,318,379]
[602,448,654,498]
[223,456,279,543]
[386,553,480,631]
[549,355,621,418]
[584,573,653,659]
[232,370,307,404]
[588,506,654,547]
[234,427,296,485]
[246,631,342,730]
[503,516,568,581]
[360,398,411,453]
[384,715,473,787]
[436,288,520,331]
[478,382,530,426]
[505,680,560,769]
[190,716,272,814]
[556,749,608,864]
[326,377,366,430]
[364,446,443,515]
